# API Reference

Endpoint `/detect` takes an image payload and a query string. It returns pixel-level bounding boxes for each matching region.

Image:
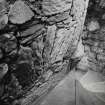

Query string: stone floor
[33,69,105,105]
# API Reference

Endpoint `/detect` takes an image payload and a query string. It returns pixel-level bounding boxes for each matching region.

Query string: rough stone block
[42,0,72,15]
[9,0,34,24]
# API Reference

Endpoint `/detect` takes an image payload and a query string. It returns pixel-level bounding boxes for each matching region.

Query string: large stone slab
[42,0,72,15]
[20,24,44,37]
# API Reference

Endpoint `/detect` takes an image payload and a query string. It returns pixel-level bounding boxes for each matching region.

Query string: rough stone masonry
[0,0,90,105]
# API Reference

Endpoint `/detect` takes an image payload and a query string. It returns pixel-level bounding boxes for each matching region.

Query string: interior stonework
[0,0,105,105]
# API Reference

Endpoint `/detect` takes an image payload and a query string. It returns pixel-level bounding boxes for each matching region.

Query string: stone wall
[77,0,105,75]
[0,0,89,105]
